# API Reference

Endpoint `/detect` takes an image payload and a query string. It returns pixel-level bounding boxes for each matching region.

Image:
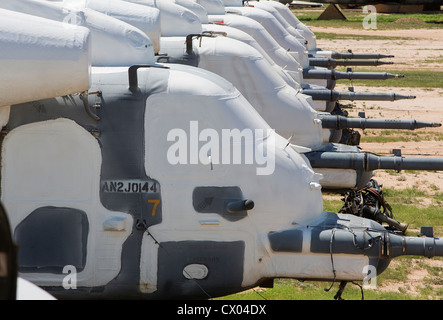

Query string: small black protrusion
[227,199,254,213]
[420,226,434,238]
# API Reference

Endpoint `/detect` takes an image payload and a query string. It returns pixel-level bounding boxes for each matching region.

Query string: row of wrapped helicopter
[0,0,442,299]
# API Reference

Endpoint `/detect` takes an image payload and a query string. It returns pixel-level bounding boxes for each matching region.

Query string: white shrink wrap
[64,0,162,54]
[164,0,209,23]
[0,0,155,66]
[0,9,91,107]
[125,0,203,36]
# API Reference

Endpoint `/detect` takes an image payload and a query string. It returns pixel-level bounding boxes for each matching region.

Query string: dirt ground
[312,27,443,193]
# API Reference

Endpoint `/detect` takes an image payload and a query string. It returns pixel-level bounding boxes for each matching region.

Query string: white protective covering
[165,0,209,23]
[123,0,323,148]
[222,5,309,68]
[206,10,303,84]
[219,0,240,6]
[63,0,162,54]
[0,0,155,66]
[196,0,225,14]
[16,278,56,300]
[132,0,303,87]
[162,35,324,150]
[138,64,324,287]
[125,0,203,36]
[201,0,328,101]
[167,0,301,87]
[123,0,305,86]
[0,8,90,108]
[200,23,301,89]
[247,1,306,43]
[259,0,317,51]
[313,168,358,189]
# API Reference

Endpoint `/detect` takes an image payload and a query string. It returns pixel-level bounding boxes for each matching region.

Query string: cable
[324,228,337,292]
[252,288,267,300]
[351,281,364,300]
